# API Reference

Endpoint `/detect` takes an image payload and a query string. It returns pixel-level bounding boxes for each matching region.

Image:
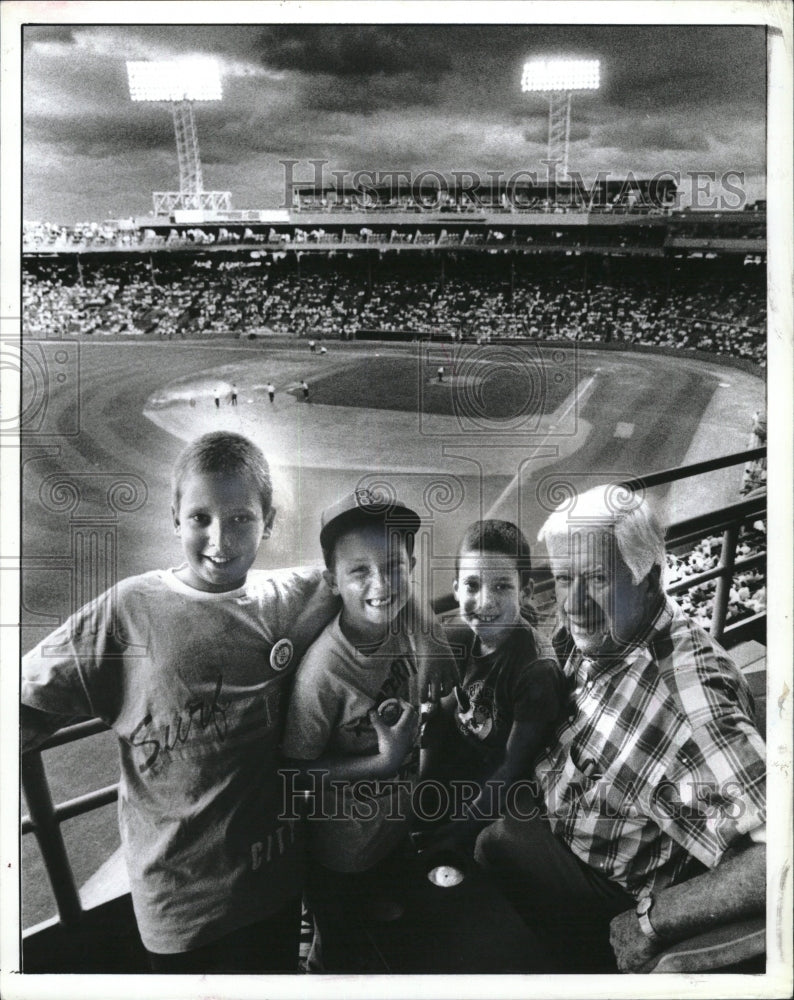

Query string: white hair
[537,483,666,585]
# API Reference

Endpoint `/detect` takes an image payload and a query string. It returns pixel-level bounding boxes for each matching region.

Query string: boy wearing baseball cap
[282,488,457,972]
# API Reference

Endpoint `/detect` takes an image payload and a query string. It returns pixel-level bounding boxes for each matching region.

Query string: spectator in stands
[21,254,766,366]
[474,484,766,973]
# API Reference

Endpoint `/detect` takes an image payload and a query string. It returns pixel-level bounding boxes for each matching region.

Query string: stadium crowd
[22,254,766,365]
[666,522,766,630]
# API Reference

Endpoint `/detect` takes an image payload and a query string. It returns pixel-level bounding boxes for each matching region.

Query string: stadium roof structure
[126,59,232,215]
[521,58,601,177]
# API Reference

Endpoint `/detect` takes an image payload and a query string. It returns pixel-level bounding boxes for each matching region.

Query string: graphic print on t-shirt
[456,679,495,741]
[339,654,418,773]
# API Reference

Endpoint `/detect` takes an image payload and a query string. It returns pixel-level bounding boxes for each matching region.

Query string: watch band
[636,895,661,943]
[637,908,661,942]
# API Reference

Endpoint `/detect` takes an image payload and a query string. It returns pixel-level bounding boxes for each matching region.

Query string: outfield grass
[308,353,572,418]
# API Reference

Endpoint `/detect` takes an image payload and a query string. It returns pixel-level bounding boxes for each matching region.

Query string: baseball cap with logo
[319,488,421,561]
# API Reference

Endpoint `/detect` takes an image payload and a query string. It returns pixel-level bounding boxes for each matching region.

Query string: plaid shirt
[535,598,766,897]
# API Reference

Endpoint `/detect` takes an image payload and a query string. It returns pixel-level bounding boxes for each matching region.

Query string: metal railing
[618,448,766,647]
[21,446,767,931]
[663,492,766,646]
[21,719,117,929]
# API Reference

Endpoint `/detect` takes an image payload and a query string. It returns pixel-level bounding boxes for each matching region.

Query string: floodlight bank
[126,59,222,102]
[521,59,600,92]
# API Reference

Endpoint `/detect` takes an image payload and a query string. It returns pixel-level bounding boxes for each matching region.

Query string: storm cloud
[18,20,768,223]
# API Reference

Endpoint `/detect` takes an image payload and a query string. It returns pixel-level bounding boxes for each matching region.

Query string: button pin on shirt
[580,758,603,781]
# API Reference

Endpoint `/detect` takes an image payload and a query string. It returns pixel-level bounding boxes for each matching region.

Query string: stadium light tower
[521,58,600,176]
[127,58,232,215]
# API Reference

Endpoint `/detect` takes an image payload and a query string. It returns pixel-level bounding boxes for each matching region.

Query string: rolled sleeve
[281,654,335,761]
[512,657,565,727]
[652,713,766,869]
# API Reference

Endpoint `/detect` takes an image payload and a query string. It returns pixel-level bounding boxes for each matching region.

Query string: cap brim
[320,501,421,553]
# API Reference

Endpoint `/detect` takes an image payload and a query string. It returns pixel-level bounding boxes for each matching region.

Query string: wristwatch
[636,894,661,943]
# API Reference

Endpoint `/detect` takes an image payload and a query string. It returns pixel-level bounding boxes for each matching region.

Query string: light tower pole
[127,58,232,216]
[171,101,204,197]
[521,59,600,177]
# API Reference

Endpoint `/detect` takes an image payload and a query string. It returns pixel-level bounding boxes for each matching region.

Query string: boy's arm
[418,687,459,781]
[267,567,340,660]
[21,576,140,737]
[416,716,545,854]
[20,611,113,754]
[284,699,420,785]
[469,652,565,818]
[468,717,545,820]
[20,704,89,754]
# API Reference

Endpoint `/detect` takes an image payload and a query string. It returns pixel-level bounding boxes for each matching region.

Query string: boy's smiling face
[325,522,414,645]
[173,470,271,593]
[454,550,528,654]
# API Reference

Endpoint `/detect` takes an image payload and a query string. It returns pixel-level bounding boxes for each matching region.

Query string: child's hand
[422,678,460,719]
[420,677,446,728]
[369,699,419,775]
[433,661,460,699]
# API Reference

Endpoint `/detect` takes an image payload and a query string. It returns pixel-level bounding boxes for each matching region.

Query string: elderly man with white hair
[474,484,766,973]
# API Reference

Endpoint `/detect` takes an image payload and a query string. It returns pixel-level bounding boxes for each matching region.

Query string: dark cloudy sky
[20,19,767,223]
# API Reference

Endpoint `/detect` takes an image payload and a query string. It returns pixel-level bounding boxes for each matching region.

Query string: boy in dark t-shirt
[425,520,565,847]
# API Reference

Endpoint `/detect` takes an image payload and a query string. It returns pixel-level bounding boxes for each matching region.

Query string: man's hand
[609,908,661,973]
[609,844,765,972]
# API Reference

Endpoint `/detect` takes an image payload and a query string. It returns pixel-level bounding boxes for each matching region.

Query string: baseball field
[20,337,764,927]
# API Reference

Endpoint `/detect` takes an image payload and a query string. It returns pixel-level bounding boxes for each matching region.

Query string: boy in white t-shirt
[21,431,337,973]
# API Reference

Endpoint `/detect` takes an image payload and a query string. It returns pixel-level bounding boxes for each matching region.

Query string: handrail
[34,717,109,752]
[619,448,765,493]
[666,551,765,593]
[665,493,766,544]
[21,447,767,932]
[21,783,118,835]
[21,754,84,927]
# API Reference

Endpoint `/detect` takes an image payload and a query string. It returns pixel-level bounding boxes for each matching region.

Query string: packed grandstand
[23,243,765,365]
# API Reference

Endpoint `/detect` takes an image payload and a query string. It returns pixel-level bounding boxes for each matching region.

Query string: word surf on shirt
[130,673,289,774]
